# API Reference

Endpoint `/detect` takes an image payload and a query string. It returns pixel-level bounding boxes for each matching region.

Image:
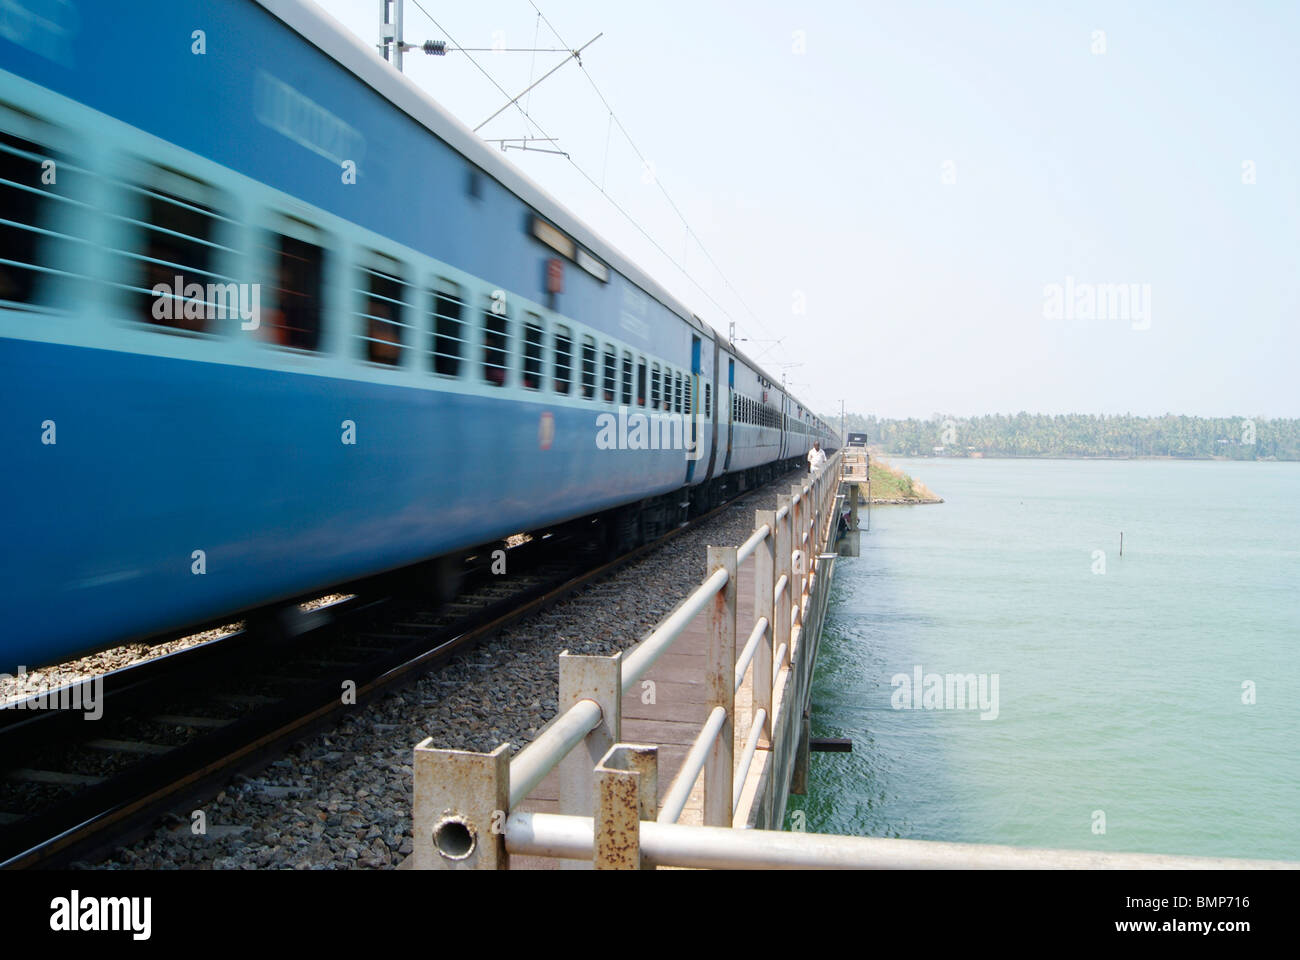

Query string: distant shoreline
[880,453,1295,463]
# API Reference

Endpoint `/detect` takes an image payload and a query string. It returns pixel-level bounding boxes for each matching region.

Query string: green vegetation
[864,457,941,503]
[830,413,1300,460]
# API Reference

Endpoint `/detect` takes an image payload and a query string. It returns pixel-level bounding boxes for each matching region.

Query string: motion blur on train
[0,0,836,672]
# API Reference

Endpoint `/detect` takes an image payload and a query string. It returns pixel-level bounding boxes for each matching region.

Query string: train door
[723,357,735,472]
[684,335,701,484]
[779,394,787,460]
[702,337,721,483]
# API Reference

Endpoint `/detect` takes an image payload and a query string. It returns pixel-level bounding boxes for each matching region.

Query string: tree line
[828,413,1300,460]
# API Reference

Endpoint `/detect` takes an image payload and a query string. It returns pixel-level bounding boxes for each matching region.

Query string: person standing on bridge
[807,441,826,473]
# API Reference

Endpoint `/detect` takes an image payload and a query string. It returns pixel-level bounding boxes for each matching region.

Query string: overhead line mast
[375,0,794,374]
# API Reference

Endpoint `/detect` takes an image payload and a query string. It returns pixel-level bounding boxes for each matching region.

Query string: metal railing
[409,452,1295,870]
[412,452,844,868]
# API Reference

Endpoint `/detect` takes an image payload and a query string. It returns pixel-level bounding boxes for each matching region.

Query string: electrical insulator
[423,39,447,56]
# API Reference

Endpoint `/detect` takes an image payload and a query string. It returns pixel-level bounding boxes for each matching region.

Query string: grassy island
[861,454,943,504]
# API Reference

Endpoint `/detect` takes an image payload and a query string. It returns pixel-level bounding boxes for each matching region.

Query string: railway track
[0,480,789,869]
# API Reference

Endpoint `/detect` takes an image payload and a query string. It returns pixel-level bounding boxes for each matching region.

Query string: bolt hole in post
[433,818,475,860]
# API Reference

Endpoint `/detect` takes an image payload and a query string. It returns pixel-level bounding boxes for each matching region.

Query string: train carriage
[0,0,835,670]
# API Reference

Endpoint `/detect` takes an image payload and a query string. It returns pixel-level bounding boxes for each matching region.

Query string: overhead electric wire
[523,0,787,352]
[406,0,784,362]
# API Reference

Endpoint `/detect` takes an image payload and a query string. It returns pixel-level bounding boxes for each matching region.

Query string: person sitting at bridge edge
[807,441,826,473]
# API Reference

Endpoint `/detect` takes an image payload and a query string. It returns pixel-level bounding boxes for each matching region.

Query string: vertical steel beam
[774,495,792,674]
[593,744,659,870]
[790,484,806,633]
[752,511,777,746]
[703,545,737,827]
[558,651,621,869]
[412,741,510,870]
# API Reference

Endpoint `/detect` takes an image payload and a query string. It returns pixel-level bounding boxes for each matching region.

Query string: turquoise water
[787,458,1300,861]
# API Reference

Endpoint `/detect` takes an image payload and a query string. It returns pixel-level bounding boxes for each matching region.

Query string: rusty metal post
[774,494,793,675]
[752,510,776,747]
[412,741,510,869]
[790,484,806,634]
[593,744,658,870]
[813,468,829,577]
[703,545,736,827]
[558,651,621,869]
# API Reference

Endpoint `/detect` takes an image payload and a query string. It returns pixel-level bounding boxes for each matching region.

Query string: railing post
[558,651,621,869]
[593,744,658,870]
[412,741,510,870]
[808,472,821,582]
[774,494,793,676]
[790,484,806,635]
[752,511,777,747]
[704,545,737,827]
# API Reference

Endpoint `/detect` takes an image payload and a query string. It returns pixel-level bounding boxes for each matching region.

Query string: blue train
[0,0,835,672]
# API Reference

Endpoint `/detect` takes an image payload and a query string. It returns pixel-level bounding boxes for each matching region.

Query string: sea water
[787,458,1300,861]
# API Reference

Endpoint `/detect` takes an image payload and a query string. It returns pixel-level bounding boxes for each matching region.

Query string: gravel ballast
[82,472,806,870]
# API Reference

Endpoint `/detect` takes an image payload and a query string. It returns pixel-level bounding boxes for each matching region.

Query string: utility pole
[380,0,404,71]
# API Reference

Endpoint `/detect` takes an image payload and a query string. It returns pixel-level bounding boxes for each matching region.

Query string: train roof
[255,0,802,405]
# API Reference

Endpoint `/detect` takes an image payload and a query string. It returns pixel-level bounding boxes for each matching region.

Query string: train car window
[357,255,409,366]
[705,383,711,419]
[431,280,464,375]
[482,296,509,386]
[674,372,682,413]
[685,376,693,415]
[0,130,59,307]
[581,335,597,399]
[621,351,633,406]
[554,324,572,394]
[602,345,616,403]
[636,358,646,407]
[258,215,325,350]
[523,313,544,390]
[650,362,661,409]
[133,177,223,332]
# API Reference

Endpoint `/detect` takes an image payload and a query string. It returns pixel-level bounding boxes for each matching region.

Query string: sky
[313,0,1299,420]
